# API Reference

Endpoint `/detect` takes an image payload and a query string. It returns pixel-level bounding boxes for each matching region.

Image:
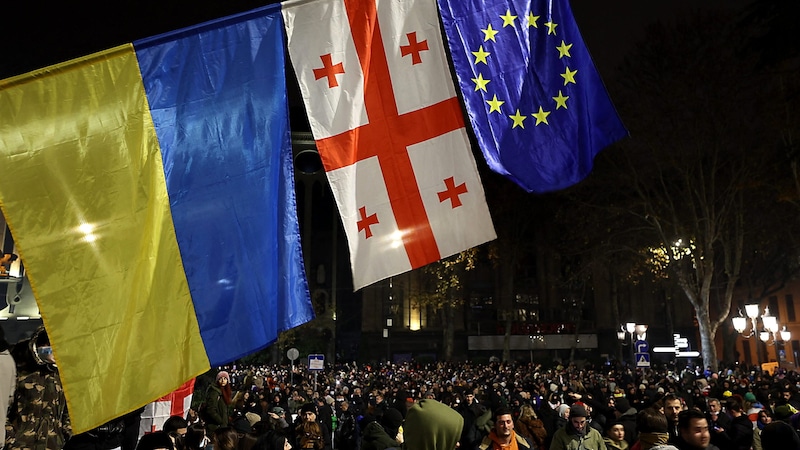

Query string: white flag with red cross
[282,0,496,290]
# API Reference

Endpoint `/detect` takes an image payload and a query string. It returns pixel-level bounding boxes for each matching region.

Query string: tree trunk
[696,305,719,372]
[443,303,455,360]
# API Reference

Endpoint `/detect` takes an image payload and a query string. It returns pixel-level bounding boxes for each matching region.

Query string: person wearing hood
[6,325,72,449]
[0,324,15,448]
[402,399,462,450]
[549,404,607,450]
[477,407,535,450]
[361,407,402,450]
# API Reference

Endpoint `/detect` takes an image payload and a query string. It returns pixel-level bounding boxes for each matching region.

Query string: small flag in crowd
[437,0,628,193]
[282,0,497,290]
[0,4,313,433]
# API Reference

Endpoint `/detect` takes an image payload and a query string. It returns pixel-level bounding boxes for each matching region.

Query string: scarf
[488,430,520,450]
[638,432,669,450]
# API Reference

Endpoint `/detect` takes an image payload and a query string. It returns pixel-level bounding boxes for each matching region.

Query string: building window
[769,296,780,319]
[792,340,800,367]
[786,294,796,322]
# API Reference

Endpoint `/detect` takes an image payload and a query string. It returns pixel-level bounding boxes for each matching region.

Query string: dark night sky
[1,0,754,82]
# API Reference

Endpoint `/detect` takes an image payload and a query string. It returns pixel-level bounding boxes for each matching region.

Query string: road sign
[308,354,325,371]
[287,348,299,361]
[635,340,649,353]
[635,352,651,367]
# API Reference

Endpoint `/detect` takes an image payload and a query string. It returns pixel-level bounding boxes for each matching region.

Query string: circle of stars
[470,8,578,130]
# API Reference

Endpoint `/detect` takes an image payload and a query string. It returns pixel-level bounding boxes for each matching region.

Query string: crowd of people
[5,324,800,450]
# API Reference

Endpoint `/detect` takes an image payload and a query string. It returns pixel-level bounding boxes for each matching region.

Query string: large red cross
[400,32,429,65]
[313,54,345,88]
[315,0,466,268]
[437,176,468,208]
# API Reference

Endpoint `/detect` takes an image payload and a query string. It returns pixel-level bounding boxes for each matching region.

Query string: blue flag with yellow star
[437,0,627,193]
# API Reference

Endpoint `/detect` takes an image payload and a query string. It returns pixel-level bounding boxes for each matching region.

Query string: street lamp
[732,305,791,344]
[618,322,648,367]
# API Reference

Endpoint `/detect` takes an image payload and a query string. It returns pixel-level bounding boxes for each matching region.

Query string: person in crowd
[662,395,683,444]
[549,404,607,450]
[476,406,535,449]
[211,427,239,450]
[294,403,331,450]
[712,399,751,450]
[674,410,719,450]
[360,407,402,450]
[136,431,174,450]
[164,415,190,449]
[705,398,730,450]
[456,390,486,449]
[0,324,15,448]
[184,423,210,450]
[6,326,71,450]
[206,371,233,433]
[760,420,800,450]
[402,399,463,450]
[334,400,359,450]
[630,408,677,450]
[252,430,293,450]
[615,397,638,446]
[65,408,144,450]
[605,422,628,450]
[514,403,547,449]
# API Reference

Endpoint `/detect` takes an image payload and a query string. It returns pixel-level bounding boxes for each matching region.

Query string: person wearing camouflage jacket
[5,326,71,450]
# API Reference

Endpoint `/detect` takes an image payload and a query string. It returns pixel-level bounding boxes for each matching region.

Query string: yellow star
[486,94,505,113]
[556,40,573,58]
[500,10,517,27]
[509,110,527,128]
[561,67,577,85]
[481,24,499,42]
[545,21,558,35]
[532,106,551,126]
[471,73,490,92]
[553,90,569,109]
[527,12,540,28]
[472,46,490,65]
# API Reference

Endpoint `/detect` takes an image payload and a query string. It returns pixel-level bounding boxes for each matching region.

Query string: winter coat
[204,383,229,432]
[361,421,400,450]
[5,327,71,450]
[549,425,607,450]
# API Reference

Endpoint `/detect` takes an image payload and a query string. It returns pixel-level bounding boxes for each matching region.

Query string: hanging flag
[0,3,313,433]
[139,379,196,437]
[437,0,628,193]
[282,0,497,290]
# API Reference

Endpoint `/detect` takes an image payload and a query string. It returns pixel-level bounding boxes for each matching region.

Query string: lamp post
[733,304,791,363]
[617,322,648,367]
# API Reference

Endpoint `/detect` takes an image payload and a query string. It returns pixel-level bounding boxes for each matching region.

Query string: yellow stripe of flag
[0,44,210,432]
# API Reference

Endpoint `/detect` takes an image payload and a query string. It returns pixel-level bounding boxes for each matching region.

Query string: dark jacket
[360,421,400,450]
[204,384,229,432]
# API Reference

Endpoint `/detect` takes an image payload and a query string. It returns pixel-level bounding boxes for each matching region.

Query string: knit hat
[570,404,588,418]
[381,408,404,436]
[615,397,631,413]
[300,403,318,415]
[744,392,757,403]
[245,412,261,427]
[270,406,285,415]
[216,371,230,382]
[774,404,796,421]
[325,395,335,405]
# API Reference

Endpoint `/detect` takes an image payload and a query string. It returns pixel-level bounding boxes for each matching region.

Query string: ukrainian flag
[0,4,313,433]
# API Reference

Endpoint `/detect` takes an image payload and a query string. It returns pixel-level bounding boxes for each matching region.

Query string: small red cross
[400,31,429,65]
[437,176,468,208]
[313,53,345,88]
[356,206,379,239]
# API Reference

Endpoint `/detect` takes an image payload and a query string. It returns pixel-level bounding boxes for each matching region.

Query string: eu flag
[437,0,628,193]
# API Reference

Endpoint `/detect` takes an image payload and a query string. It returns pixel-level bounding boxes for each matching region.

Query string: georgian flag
[282,0,496,290]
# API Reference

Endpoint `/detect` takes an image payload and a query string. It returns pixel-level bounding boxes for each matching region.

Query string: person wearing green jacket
[204,371,232,432]
[550,404,608,450]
